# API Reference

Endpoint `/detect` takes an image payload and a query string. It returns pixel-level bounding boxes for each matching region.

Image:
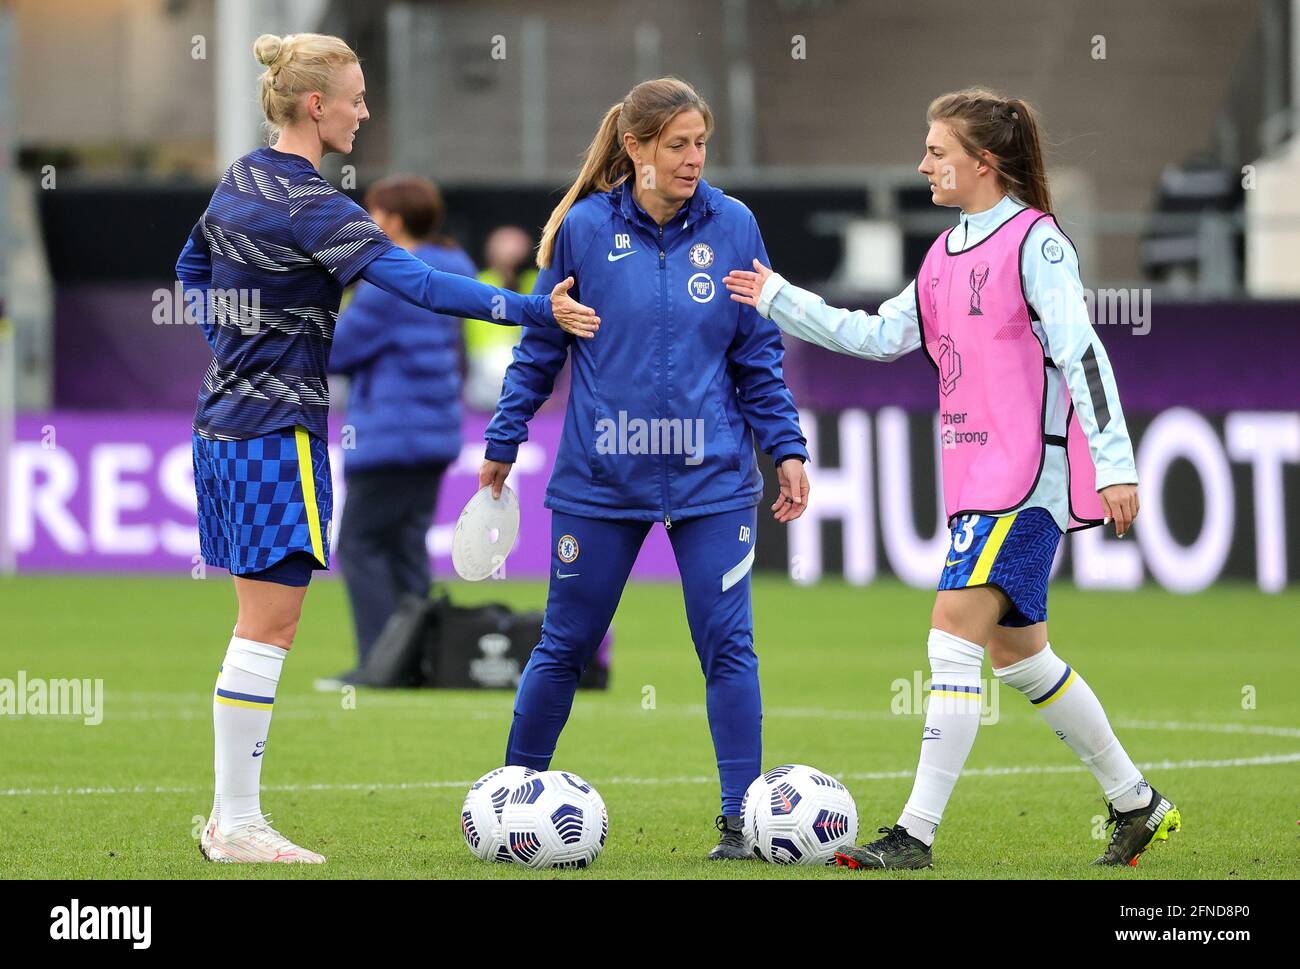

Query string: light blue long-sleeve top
[755,194,1137,531]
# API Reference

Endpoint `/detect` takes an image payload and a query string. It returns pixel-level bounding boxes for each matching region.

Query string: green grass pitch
[1,574,1296,879]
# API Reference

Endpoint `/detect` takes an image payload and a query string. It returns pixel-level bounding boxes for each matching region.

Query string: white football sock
[992,643,1150,811]
[212,635,287,834]
[897,629,986,847]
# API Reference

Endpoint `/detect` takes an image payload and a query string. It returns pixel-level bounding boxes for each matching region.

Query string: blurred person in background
[463,226,538,411]
[326,175,475,683]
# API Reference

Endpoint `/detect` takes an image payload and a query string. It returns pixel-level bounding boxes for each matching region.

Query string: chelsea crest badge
[688,242,714,269]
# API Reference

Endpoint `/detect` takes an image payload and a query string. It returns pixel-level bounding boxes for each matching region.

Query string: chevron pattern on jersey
[187,147,393,441]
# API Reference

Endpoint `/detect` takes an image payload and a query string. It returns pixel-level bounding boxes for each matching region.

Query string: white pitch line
[11,702,1297,738]
[106,709,507,722]
[2,751,1297,798]
[108,692,1300,735]
[1112,718,1300,739]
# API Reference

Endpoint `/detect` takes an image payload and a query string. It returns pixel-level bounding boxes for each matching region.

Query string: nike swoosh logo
[252,751,264,757]
[555,570,580,579]
[945,558,964,567]
[607,250,637,262]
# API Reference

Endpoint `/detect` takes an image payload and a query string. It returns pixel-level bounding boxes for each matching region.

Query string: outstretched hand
[551,277,600,339]
[723,259,775,308]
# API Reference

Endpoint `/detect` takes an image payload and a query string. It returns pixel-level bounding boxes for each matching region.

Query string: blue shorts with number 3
[937,507,1062,627]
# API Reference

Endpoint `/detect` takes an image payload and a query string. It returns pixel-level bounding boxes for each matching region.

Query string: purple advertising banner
[50,289,1300,414]
[7,411,681,579]
[7,406,1298,591]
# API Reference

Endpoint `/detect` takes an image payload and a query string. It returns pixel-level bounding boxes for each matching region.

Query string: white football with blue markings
[742,764,858,865]
[497,770,608,869]
[461,765,540,862]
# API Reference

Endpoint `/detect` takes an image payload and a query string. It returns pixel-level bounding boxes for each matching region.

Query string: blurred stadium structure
[0,0,1297,591]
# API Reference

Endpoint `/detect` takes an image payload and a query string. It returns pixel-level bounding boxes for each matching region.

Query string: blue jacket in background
[330,241,475,472]
[486,178,808,524]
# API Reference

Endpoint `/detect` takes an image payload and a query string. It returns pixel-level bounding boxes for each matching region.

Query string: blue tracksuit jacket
[485,178,807,524]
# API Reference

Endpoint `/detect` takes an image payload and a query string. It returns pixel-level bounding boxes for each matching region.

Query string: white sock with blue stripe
[993,643,1150,812]
[212,635,287,834]
[898,628,986,847]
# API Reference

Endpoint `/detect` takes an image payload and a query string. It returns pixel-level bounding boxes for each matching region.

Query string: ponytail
[1000,97,1052,214]
[537,103,630,269]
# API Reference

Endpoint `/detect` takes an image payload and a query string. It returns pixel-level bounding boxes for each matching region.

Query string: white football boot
[200,814,326,864]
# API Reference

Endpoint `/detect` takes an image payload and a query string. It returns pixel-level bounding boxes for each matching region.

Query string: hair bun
[253,34,284,68]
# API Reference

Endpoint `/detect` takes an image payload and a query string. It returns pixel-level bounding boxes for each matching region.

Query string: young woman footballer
[725,88,1181,870]
[175,33,598,863]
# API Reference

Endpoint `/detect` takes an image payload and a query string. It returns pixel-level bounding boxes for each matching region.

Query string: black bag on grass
[353,590,611,690]
[351,594,438,688]
[427,595,612,690]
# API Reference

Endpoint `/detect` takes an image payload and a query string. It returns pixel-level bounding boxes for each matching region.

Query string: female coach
[478,77,811,860]
[725,88,1180,870]
[175,33,598,864]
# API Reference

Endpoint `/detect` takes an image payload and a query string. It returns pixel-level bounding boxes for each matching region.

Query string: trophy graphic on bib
[968,262,990,316]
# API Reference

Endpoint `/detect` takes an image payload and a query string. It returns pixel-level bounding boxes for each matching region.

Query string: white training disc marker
[452,484,520,581]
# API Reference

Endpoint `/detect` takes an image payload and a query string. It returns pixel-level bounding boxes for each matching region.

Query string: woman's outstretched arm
[360,247,599,339]
[724,260,921,362]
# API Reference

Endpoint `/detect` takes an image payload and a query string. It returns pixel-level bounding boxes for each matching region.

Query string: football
[741,764,859,865]
[461,765,539,862]
[497,770,609,869]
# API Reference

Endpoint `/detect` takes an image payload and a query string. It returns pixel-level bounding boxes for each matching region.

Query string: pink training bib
[916,207,1105,531]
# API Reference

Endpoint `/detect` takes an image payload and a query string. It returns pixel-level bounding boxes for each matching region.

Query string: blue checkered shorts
[192,426,332,577]
[937,507,1062,627]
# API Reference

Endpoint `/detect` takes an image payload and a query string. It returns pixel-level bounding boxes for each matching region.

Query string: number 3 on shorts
[953,514,979,553]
